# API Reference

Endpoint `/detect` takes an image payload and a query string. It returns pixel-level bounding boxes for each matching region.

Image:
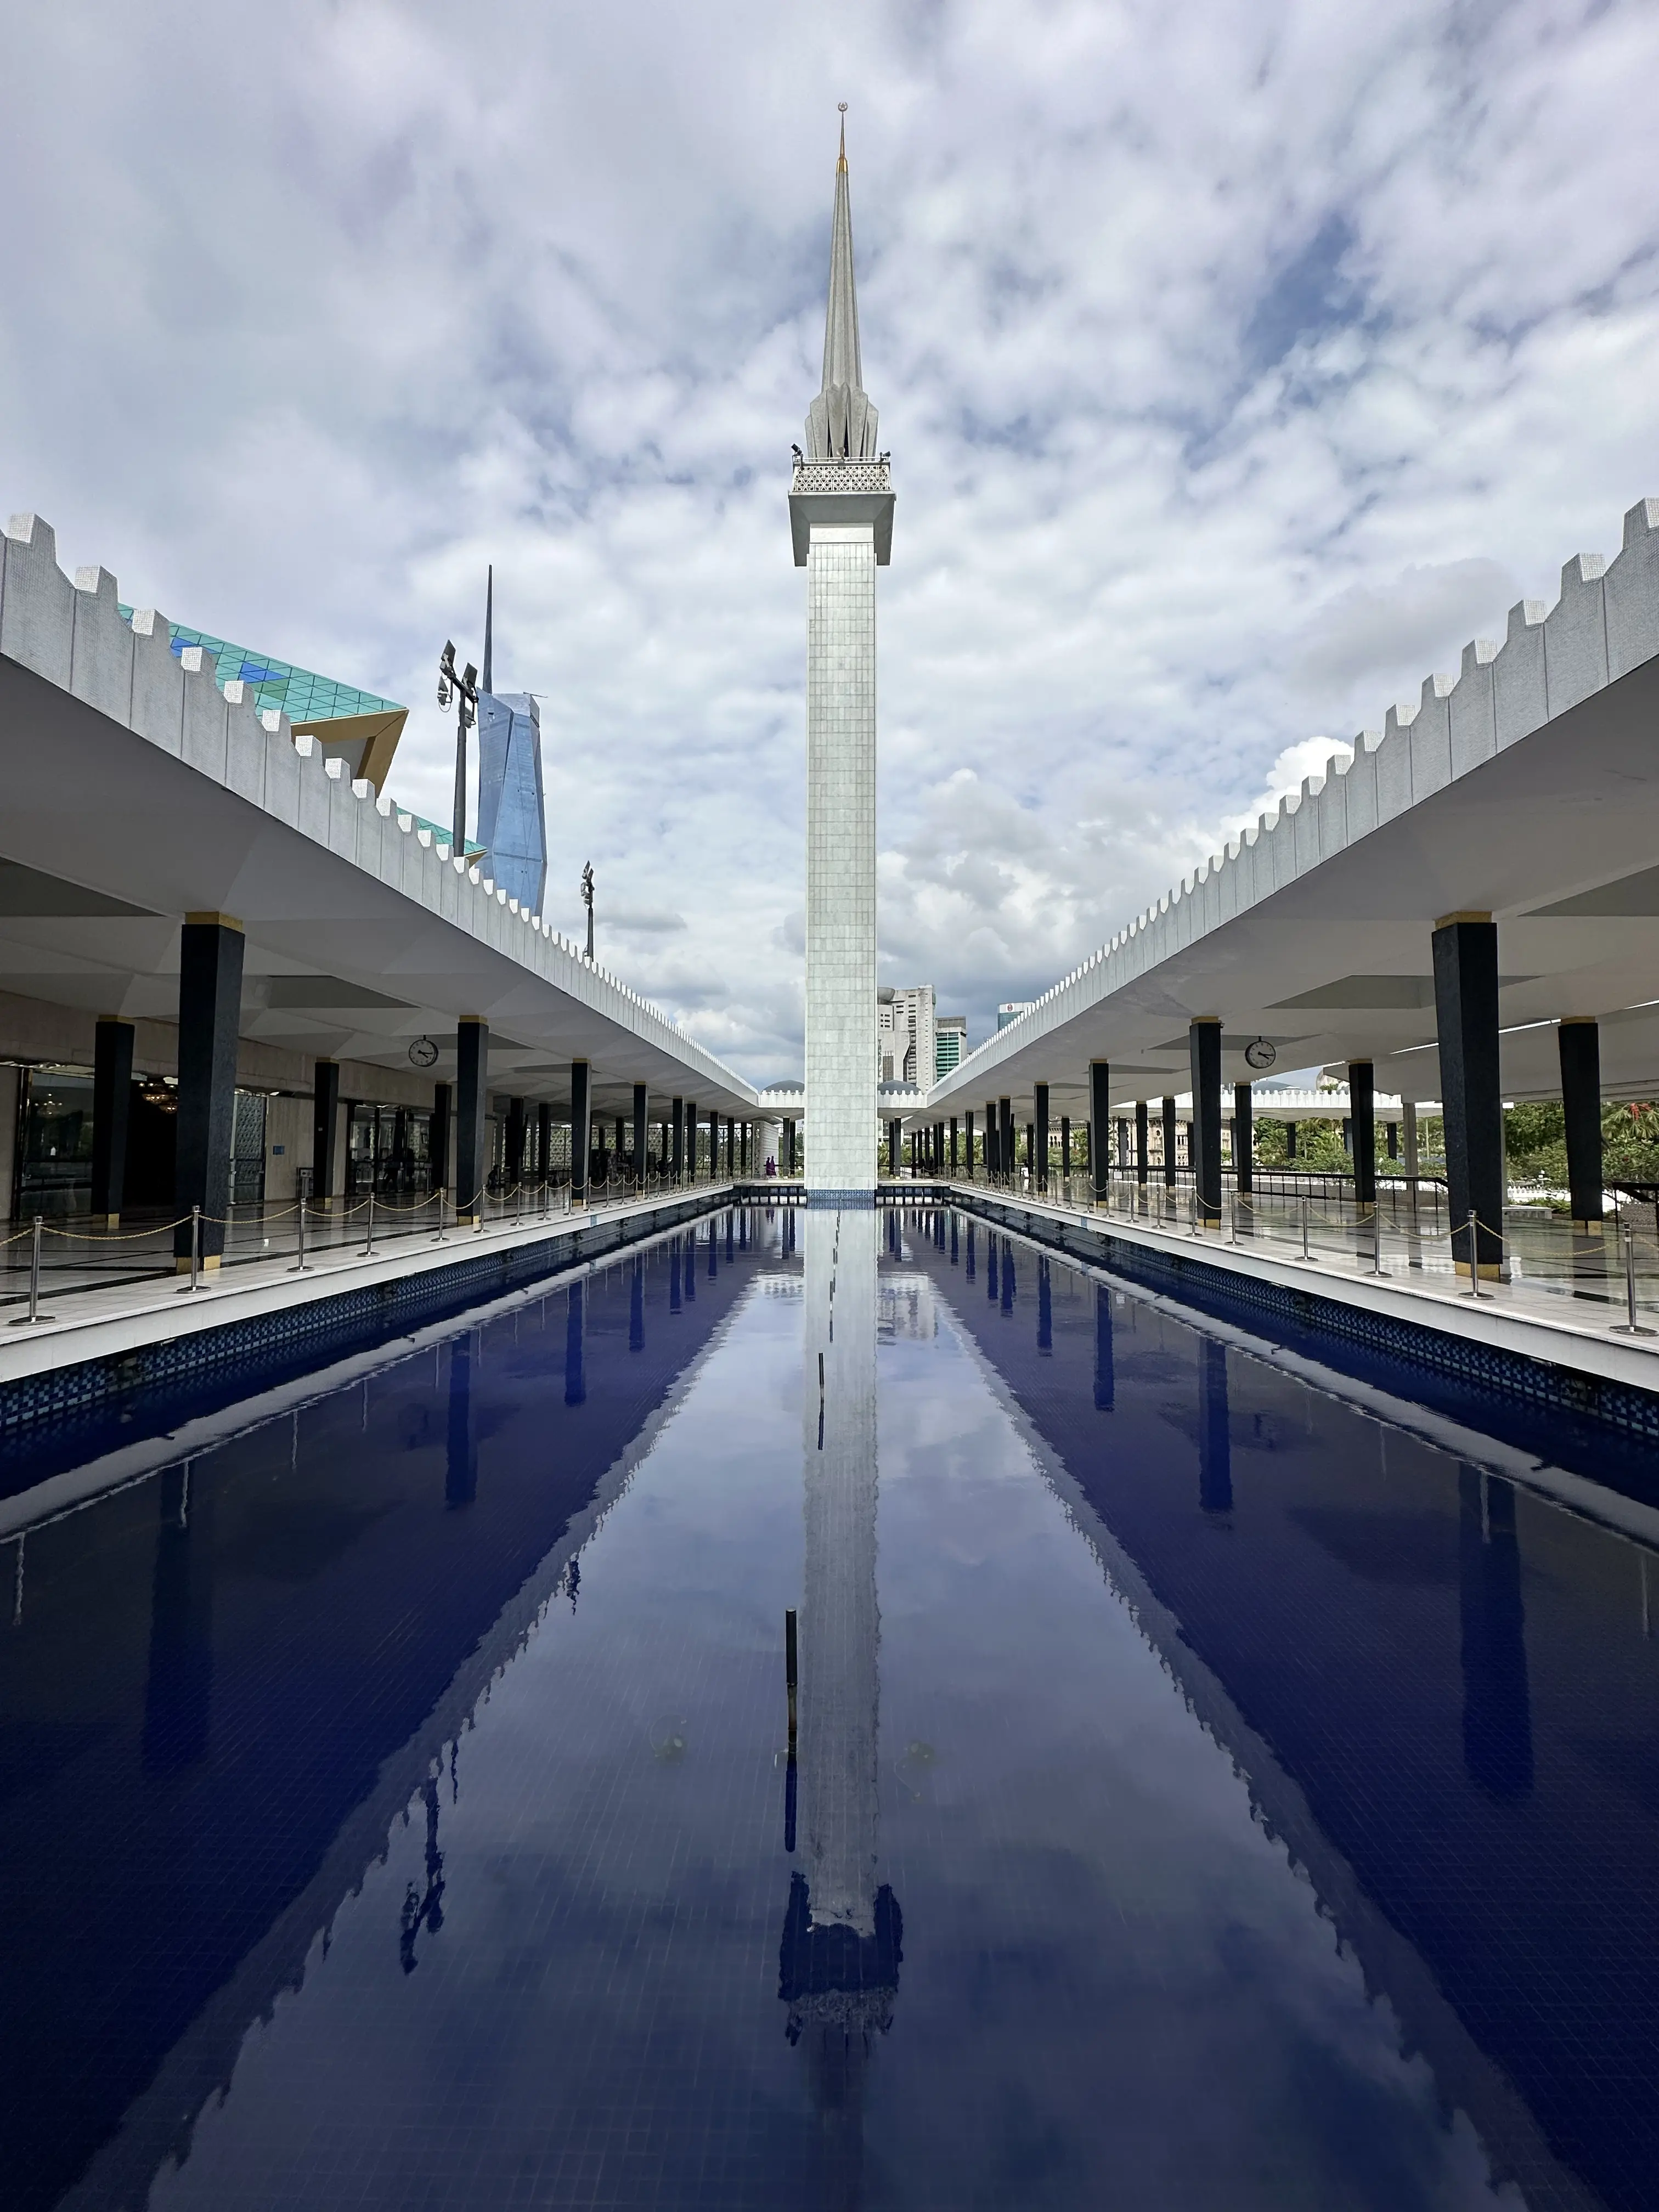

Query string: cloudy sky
[4,0,1657,1085]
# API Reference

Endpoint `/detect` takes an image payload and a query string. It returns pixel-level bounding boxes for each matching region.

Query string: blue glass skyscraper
[474,571,548,916]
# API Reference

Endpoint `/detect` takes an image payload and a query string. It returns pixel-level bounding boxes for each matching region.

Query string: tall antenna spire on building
[481,564,494,696]
[806,105,878,461]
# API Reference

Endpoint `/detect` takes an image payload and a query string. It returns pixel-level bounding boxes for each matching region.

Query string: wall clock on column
[408,1037,439,1069]
[1243,1038,1277,1071]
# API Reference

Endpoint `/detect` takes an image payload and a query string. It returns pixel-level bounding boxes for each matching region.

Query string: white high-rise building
[877,984,934,1087]
[791,115,894,1203]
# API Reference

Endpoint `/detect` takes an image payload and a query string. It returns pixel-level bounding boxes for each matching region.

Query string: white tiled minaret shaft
[791,117,894,1203]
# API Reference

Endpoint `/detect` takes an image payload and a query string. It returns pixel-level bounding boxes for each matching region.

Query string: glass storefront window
[16,1066,95,1217]
[346,1106,432,1199]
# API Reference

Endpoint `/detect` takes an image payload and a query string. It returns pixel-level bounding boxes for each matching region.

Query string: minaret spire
[806,106,878,461]
[481,564,494,695]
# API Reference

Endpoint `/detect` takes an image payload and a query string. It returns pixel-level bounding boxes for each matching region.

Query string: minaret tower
[791,110,894,1204]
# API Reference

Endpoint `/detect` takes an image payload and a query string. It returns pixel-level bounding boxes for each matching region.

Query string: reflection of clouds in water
[880,1282,1522,2210]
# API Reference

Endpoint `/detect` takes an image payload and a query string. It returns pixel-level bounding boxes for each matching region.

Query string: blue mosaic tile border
[0,1195,725,1452]
[804,1189,879,1209]
[950,1191,1659,1449]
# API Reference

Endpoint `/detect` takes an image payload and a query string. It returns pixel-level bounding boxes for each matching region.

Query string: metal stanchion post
[1370,1201,1385,1276]
[291,1188,309,1273]
[1301,1195,1310,1262]
[1613,1223,1655,1335]
[177,1205,202,1294]
[8,1217,53,1325]
[364,1188,376,1257]
[1465,1209,1481,1299]
[435,1188,449,1243]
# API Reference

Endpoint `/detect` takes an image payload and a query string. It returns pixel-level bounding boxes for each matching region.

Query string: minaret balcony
[791,455,891,495]
[788,456,895,567]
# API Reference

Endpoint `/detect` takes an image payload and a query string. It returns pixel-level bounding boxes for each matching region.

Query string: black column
[505,1096,527,1192]
[999,1098,1013,1181]
[1558,1018,1604,1232]
[1090,1062,1110,1203]
[1285,1118,1297,1161]
[668,1097,682,1183]
[537,1102,552,1187]
[174,915,244,1264]
[1189,1019,1222,1227]
[431,1081,453,1195]
[91,1016,134,1224]
[949,1117,958,1175]
[1233,1082,1253,1197]
[984,1101,997,1175]
[1432,913,1504,1276]
[1161,1096,1178,1191]
[1036,1089,1052,1188]
[569,1059,591,1206]
[1135,1101,1149,1187]
[1059,1115,1070,1183]
[312,1058,340,1211]
[1348,1060,1375,1207]
[964,1110,975,1175]
[632,1082,648,1189]
[456,1020,489,1220]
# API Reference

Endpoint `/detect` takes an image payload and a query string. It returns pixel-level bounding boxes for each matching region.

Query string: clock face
[1243,1038,1277,1071]
[408,1037,439,1070]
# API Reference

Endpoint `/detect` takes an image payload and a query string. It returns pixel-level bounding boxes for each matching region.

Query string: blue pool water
[3,1206,1657,2210]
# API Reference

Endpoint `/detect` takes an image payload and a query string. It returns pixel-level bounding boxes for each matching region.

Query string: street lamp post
[581,861,595,962]
[437,641,479,856]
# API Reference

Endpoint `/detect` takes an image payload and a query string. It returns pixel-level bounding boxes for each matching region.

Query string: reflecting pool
[4,1206,1657,2210]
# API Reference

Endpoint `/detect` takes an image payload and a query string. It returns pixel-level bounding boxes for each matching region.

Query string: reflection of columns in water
[1093,1285,1115,1410]
[985,1235,997,1302]
[781,1206,901,2155]
[1037,1256,1052,1353]
[1459,1467,1533,1801]
[1198,1338,1232,1513]
[629,1257,645,1352]
[964,1221,975,1282]
[143,1461,213,1775]
[398,1775,447,1974]
[564,1282,586,1407]
[447,1334,478,1507]
[1000,1238,1015,1314]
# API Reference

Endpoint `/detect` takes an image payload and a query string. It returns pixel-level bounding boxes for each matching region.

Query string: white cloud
[3,0,1657,1077]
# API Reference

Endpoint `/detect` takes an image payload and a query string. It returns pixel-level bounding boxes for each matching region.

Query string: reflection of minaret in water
[780,1209,901,2203]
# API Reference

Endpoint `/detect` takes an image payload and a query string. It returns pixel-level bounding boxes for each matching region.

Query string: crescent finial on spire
[838,102,848,172]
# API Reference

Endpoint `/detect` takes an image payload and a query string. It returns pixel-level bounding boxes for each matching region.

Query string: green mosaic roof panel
[116,608,404,724]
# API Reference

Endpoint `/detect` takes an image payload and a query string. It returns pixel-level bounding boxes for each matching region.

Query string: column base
[174,1254,222,1274]
[1572,1217,1606,1237]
